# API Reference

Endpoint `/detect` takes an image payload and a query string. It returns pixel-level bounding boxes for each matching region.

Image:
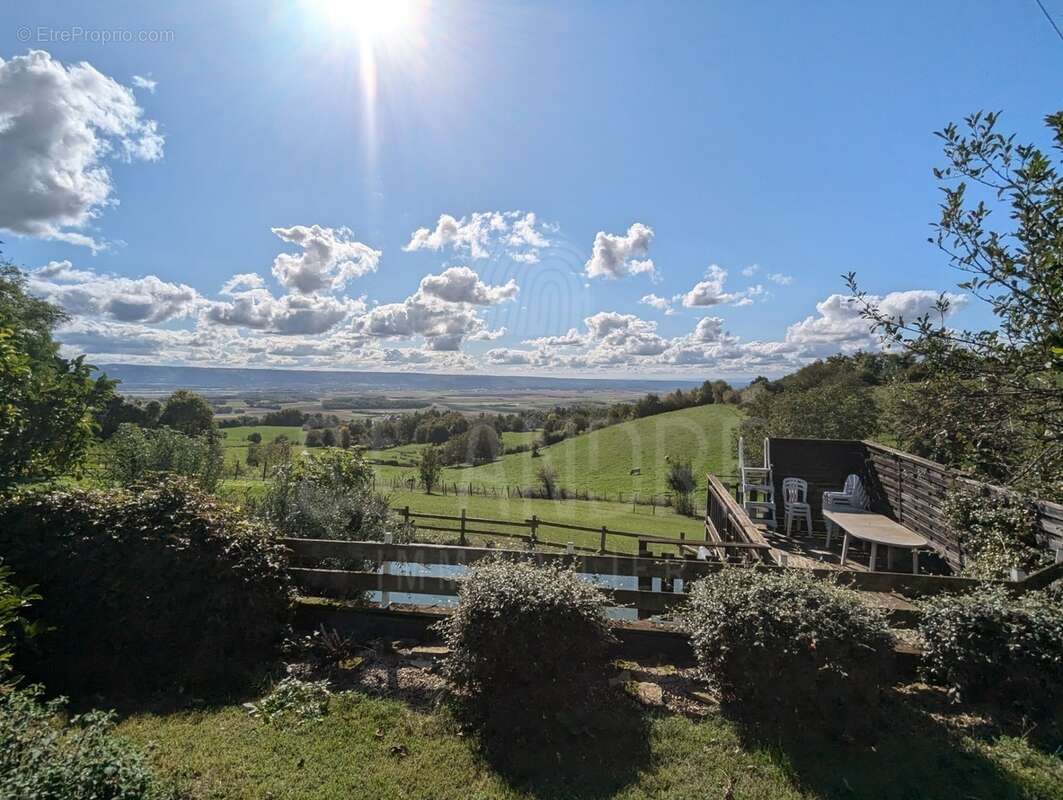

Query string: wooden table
[822,509,930,574]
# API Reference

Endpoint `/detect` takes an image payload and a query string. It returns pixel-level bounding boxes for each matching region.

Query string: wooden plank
[707,473,775,563]
[285,539,1008,598]
[290,567,689,612]
[1020,559,1063,591]
[636,536,770,550]
[283,538,724,580]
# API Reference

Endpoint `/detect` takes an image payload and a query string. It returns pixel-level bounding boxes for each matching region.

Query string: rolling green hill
[371,404,739,499]
[458,404,738,497]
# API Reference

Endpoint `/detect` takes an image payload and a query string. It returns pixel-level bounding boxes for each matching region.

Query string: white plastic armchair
[783,477,813,536]
[823,474,868,510]
[822,474,868,545]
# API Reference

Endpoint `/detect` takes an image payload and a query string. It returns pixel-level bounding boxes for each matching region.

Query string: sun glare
[310,0,421,44]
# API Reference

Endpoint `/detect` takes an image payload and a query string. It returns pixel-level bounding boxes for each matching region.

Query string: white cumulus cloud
[418,266,518,305]
[681,265,763,307]
[28,261,200,324]
[0,50,164,250]
[639,293,676,315]
[404,210,552,263]
[351,267,517,351]
[584,222,656,280]
[270,225,381,295]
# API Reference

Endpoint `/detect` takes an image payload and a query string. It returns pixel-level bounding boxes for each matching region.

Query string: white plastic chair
[783,477,812,536]
[823,474,868,546]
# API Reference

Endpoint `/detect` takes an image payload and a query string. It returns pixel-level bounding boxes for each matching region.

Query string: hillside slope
[442,404,739,498]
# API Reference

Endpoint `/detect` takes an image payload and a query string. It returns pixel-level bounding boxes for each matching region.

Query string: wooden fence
[388,505,761,560]
[284,536,1063,631]
[286,538,722,616]
[865,442,1063,571]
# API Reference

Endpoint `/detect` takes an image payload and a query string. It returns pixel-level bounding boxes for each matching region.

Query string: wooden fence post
[381,531,393,608]
[636,539,652,620]
[459,509,467,546]
[403,506,410,528]
[529,515,538,548]
[599,526,607,554]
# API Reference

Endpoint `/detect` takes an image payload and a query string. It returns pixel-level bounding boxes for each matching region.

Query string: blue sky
[1,1,1059,378]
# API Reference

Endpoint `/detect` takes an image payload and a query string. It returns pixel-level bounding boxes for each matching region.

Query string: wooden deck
[762,526,874,571]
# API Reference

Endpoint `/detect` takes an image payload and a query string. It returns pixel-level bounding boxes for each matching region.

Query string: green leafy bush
[665,458,696,516]
[920,585,1063,714]
[439,558,616,731]
[0,687,180,800]
[0,562,39,687]
[244,676,333,726]
[679,569,894,735]
[0,480,292,697]
[100,423,225,491]
[262,448,409,541]
[944,487,1050,579]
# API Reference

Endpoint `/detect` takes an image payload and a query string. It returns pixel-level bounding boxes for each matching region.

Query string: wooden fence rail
[389,505,722,556]
[704,474,777,565]
[283,537,1055,628]
[285,538,709,616]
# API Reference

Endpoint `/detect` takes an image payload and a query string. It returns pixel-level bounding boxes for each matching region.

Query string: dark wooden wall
[767,437,1063,573]
[767,438,870,528]
[866,441,1063,571]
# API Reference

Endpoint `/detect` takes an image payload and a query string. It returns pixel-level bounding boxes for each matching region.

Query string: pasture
[368,404,740,499]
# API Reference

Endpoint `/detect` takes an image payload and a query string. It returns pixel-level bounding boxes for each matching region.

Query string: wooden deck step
[859,591,919,628]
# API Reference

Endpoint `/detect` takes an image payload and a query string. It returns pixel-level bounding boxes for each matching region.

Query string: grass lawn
[118,690,1063,800]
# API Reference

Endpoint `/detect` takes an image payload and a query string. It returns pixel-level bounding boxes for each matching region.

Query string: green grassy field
[371,404,739,499]
[220,425,306,448]
[219,479,704,553]
[364,431,539,467]
[385,487,705,552]
[219,425,306,469]
[118,691,1063,800]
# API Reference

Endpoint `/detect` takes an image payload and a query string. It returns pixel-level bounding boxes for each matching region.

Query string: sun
[309,0,422,44]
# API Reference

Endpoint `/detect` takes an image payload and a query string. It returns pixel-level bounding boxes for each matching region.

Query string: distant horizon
[96,361,732,395]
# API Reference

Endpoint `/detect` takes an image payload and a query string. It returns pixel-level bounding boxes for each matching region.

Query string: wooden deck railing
[704,474,777,564]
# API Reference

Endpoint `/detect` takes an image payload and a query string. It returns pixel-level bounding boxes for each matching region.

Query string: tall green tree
[418,444,443,494]
[849,111,1063,496]
[159,389,215,435]
[0,265,113,488]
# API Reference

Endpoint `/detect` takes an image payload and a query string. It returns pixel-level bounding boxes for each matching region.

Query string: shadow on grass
[726,688,1058,800]
[454,689,653,800]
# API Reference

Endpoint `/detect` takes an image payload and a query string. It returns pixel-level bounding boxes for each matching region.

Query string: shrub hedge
[0,687,181,800]
[920,585,1063,715]
[679,568,894,736]
[439,558,616,730]
[0,480,292,697]
[261,448,409,542]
